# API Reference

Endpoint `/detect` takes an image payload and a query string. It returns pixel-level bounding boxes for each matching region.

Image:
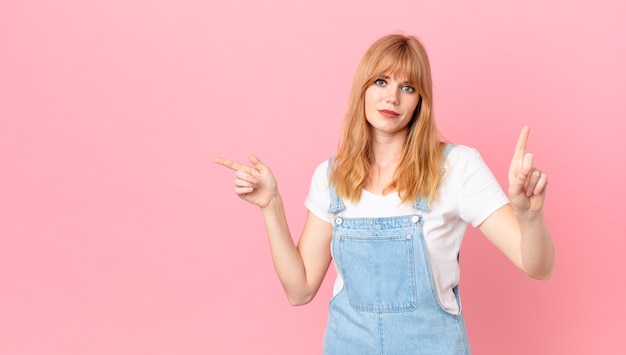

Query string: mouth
[378,109,400,118]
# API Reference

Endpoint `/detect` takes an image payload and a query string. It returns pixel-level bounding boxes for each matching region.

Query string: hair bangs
[366,42,421,91]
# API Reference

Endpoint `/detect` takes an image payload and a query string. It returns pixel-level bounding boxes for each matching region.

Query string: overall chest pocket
[337,232,418,313]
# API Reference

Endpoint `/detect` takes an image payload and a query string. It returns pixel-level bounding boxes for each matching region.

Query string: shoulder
[308,158,333,190]
[305,159,334,222]
[446,144,482,160]
[442,144,500,190]
[311,158,332,179]
[443,145,508,224]
[445,144,488,170]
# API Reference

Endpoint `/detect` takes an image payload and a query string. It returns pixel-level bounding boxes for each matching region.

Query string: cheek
[404,97,419,113]
[364,88,376,104]
[364,89,378,110]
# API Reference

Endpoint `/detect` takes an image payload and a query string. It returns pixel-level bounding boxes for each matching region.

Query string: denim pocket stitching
[338,234,418,313]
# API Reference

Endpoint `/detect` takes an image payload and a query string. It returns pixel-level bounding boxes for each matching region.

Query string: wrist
[261,193,283,212]
[514,208,544,223]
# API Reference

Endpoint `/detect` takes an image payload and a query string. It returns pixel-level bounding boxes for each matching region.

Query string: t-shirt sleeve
[457,147,510,227]
[304,160,333,223]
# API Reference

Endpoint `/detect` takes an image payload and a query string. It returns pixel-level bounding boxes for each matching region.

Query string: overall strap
[326,158,345,214]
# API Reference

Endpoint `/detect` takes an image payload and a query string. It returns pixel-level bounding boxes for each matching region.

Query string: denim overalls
[323,146,471,355]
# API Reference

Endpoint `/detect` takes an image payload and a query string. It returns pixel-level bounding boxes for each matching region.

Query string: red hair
[330,34,446,203]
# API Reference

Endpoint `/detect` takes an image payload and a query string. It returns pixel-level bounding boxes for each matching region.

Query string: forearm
[517,211,555,280]
[260,194,313,304]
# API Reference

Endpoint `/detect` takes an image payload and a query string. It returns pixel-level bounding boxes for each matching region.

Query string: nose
[385,86,399,105]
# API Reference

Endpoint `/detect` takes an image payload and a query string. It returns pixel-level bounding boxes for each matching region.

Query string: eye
[402,85,416,93]
[374,78,387,87]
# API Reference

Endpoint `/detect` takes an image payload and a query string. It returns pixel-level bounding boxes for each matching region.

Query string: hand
[508,125,548,214]
[213,154,279,208]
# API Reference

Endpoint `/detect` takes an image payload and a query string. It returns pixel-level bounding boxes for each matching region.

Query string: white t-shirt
[304,145,509,314]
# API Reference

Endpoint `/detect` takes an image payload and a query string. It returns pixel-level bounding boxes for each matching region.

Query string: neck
[365,131,407,195]
[369,131,407,167]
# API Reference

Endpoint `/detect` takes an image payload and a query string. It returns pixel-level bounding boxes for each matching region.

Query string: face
[364,73,420,136]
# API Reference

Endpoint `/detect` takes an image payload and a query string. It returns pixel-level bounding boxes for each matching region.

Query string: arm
[214,155,333,305]
[478,126,555,280]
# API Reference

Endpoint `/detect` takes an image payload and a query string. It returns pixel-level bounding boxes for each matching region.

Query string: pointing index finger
[213,157,245,171]
[514,125,530,161]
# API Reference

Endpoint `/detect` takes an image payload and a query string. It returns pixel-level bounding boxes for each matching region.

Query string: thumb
[249,154,266,170]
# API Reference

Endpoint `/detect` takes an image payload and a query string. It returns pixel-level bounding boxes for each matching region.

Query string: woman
[214,34,555,354]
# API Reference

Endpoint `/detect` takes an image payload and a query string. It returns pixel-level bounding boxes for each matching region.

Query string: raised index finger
[213,157,245,171]
[513,125,530,162]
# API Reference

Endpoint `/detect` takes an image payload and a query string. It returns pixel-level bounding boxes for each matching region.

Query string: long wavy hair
[329,34,446,203]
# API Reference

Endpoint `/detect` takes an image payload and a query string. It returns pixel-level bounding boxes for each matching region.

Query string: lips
[378,109,400,118]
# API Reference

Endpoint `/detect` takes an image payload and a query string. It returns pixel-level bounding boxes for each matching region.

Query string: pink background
[1,0,625,354]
